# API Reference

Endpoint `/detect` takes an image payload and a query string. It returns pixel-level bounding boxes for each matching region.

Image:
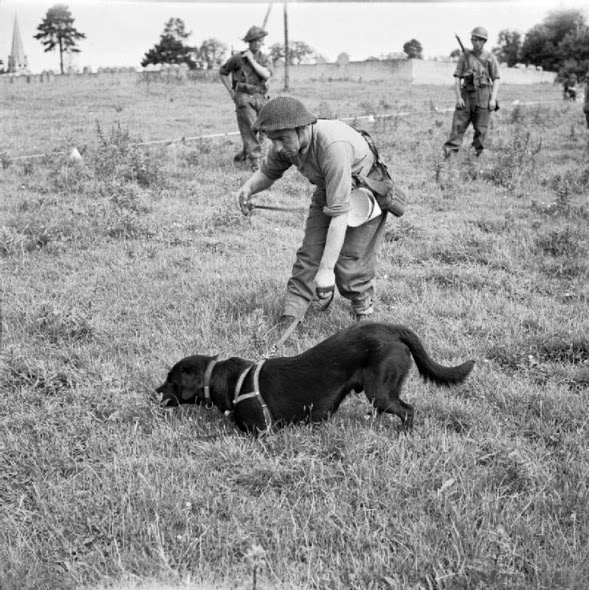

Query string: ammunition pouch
[354,130,407,218]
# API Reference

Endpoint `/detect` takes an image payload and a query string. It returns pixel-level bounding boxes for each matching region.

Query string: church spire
[8,14,29,73]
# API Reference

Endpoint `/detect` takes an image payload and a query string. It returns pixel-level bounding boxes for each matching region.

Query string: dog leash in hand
[269,316,303,355]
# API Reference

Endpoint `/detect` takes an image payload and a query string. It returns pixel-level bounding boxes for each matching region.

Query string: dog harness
[233,360,273,431]
[202,358,218,408]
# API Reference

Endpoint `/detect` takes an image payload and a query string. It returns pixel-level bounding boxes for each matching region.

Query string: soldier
[236,97,393,324]
[219,26,273,171]
[563,73,578,101]
[443,26,500,158]
[584,74,589,128]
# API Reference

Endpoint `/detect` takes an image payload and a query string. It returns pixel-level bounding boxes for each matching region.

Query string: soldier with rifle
[220,26,273,171]
[443,26,500,158]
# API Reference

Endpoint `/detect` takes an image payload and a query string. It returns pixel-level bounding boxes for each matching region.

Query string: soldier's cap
[243,26,268,42]
[471,26,488,40]
[252,97,317,132]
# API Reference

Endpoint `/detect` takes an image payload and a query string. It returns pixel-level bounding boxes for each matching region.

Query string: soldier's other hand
[488,99,497,111]
[242,49,254,61]
[237,188,254,216]
[315,269,336,298]
[456,98,466,109]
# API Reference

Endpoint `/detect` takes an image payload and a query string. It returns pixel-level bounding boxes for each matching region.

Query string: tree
[403,39,423,59]
[34,4,86,74]
[520,9,587,72]
[493,29,522,66]
[268,41,316,65]
[141,18,197,69]
[198,38,227,70]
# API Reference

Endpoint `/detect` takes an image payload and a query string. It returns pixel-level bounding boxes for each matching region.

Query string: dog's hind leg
[364,371,414,430]
[371,397,414,430]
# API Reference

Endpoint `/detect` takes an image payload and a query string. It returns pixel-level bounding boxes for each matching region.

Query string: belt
[235,83,266,94]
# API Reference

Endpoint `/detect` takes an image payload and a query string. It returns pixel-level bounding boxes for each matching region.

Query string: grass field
[1,73,588,590]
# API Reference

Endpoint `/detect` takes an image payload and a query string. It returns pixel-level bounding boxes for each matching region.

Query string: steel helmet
[252,97,317,132]
[243,26,268,42]
[471,26,488,40]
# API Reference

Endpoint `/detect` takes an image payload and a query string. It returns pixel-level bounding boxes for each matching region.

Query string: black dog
[156,322,475,434]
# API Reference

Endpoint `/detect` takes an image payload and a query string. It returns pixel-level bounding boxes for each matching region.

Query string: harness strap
[203,358,217,406]
[233,365,252,404]
[233,360,273,431]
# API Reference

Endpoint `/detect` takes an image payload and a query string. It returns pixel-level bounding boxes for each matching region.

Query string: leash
[266,288,334,357]
[268,315,302,356]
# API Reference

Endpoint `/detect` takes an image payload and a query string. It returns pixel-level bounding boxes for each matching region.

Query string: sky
[1,0,588,73]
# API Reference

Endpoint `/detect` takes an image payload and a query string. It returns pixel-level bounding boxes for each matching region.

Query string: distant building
[8,15,29,73]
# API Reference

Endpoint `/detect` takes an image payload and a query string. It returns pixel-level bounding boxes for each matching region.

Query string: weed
[535,224,586,258]
[93,121,164,188]
[32,303,95,344]
[546,166,589,204]
[510,103,525,124]
[484,125,542,192]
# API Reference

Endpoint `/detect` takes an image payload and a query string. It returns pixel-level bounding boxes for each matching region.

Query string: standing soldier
[563,73,578,101]
[443,26,500,158]
[236,97,403,325]
[219,26,273,171]
[584,73,589,129]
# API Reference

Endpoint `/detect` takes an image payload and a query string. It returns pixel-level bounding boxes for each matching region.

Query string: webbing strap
[233,360,273,432]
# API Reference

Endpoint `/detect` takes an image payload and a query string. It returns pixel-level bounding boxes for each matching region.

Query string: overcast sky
[1,0,588,72]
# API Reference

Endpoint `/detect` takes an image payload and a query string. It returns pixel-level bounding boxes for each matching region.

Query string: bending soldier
[443,26,500,158]
[219,26,272,171]
[236,97,396,324]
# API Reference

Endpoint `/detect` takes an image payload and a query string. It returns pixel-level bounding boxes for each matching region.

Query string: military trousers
[234,91,268,164]
[282,199,388,319]
[444,96,491,155]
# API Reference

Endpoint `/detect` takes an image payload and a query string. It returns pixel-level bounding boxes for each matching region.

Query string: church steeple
[8,15,28,73]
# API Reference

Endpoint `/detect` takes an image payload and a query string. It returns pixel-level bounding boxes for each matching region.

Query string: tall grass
[1,76,588,590]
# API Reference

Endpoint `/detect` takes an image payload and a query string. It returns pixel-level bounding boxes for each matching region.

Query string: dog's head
[156,355,217,406]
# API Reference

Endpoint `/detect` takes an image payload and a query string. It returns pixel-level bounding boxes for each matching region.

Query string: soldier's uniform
[444,35,500,156]
[254,100,389,320]
[219,27,272,170]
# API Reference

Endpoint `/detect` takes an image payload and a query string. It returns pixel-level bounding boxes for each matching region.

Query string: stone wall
[272,58,557,86]
[272,59,413,84]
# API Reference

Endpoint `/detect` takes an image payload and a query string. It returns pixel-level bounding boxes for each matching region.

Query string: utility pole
[283,0,289,90]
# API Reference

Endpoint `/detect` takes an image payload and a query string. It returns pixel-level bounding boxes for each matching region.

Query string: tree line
[31,4,588,79]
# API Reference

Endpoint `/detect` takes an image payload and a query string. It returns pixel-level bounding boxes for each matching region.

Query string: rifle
[455,33,466,53]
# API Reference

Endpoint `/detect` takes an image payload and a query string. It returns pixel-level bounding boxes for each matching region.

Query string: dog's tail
[397,327,474,386]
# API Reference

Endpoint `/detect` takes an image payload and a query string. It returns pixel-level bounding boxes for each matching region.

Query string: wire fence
[3,98,565,164]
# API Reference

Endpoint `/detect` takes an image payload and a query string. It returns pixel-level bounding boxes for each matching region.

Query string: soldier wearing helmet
[443,26,500,157]
[236,97,396,324]
[219,26,273,171]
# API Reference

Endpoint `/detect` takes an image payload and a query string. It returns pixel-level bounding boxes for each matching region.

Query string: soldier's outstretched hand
[237,186,253,216]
